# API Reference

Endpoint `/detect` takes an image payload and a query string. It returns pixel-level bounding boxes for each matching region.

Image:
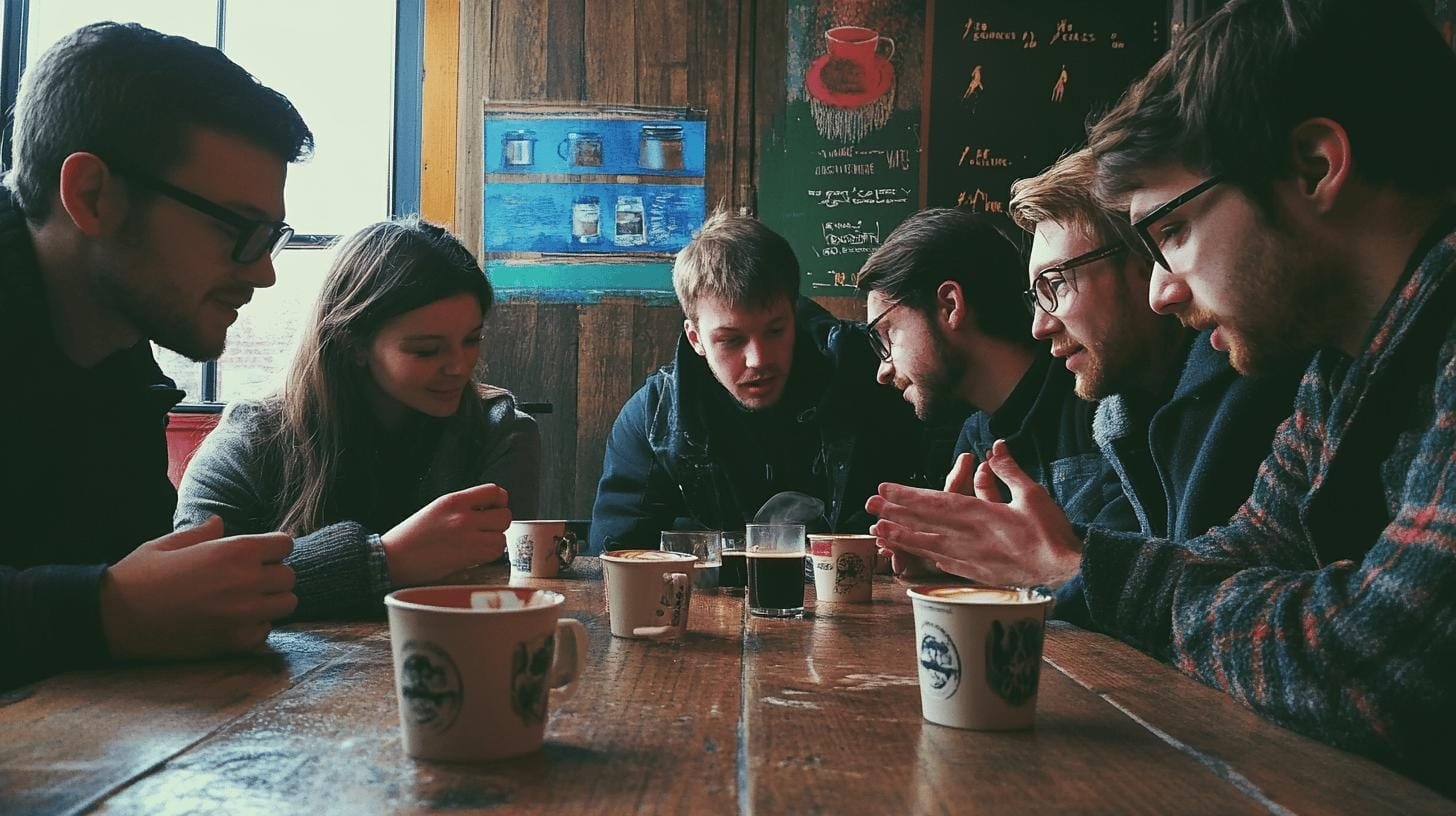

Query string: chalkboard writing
[926,2,1165,212]
[760,0,925,292]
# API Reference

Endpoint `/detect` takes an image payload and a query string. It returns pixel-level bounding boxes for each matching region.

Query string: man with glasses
[591,211,928,552]
[867,149,1301,623]
[0,23,312,689]
[856,208,1119,582]
[1079,0,1456,792]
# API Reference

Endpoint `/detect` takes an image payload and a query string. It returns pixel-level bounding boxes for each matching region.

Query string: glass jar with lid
[500,129,537,167]
[638,125,685,171]
[558,131,605,167]
[571,196,602,244]
[613,195,646,246]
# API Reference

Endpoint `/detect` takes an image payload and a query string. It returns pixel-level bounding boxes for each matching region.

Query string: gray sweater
[174,386,540,619]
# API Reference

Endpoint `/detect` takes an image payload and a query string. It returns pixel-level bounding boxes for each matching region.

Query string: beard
[1205,228,1337,376]
[910,325,969,422]
[92,221,230,362]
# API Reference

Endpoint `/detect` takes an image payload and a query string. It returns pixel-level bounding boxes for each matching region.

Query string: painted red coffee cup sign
[825,25,895,69]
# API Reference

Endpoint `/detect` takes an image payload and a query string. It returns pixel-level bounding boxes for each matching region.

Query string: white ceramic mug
[384,585,587,761]
[809,534,877,603]
[506,520,580,578]
[600,550,695,638]
[907,585,1054,730]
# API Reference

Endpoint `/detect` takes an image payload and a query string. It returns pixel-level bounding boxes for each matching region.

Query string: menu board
[925,2,1166,212]
[759,0,926,292]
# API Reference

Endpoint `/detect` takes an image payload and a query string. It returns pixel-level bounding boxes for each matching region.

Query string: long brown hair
[271,217,494,535]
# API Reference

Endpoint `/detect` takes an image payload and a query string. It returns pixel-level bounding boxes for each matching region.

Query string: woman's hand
[381,484,512,586]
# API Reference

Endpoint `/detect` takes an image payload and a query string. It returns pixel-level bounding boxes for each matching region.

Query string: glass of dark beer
[746,523,807,617]
[720,531,748,594]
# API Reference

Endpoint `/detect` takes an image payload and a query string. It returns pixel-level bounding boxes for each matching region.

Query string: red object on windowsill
[166,412,221,488]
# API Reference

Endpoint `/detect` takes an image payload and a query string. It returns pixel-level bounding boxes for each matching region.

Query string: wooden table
[2,559,1449,815]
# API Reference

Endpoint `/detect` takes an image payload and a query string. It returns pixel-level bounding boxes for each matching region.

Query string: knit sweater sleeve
[174,402,390,620]
[476,405,542,520]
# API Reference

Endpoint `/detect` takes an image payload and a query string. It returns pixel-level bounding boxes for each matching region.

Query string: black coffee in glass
[748,552,806,617]
[720,550,748,591]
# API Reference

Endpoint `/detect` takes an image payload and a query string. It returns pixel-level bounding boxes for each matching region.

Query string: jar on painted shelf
[500,129,537,167]
[571,196,602,244]
[614,195,646,246]
[638,125,685,171]
[558,131,605,167]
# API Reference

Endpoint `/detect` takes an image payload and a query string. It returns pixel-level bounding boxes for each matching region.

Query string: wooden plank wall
[454,0,867,520]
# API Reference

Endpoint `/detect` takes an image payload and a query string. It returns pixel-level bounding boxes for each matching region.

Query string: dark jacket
[954,349,1123,528]
[1092,330,1301,544]
[1080,214,1456,793]
[0,189,182,689]
[591,298,927,552]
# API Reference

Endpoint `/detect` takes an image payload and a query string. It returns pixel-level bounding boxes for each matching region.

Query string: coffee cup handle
[877,36,896,60]
[549,618,587,702]
[556,532,579,570]
[631,571,691,637]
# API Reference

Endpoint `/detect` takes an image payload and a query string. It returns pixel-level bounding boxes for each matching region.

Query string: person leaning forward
[591,211,930,551]
[0,23,312,689]
[1077,0,1456,793]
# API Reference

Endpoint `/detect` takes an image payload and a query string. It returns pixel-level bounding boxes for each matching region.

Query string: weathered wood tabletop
[1,558,1448,815]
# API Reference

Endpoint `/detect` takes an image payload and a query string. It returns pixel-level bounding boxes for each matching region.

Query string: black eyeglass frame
[102,154,294,264]
[865,299,904,362]
[1131,174,1225,273]
[1022,242,1128,315]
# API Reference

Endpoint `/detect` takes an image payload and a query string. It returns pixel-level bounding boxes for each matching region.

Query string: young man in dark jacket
[0,24,311,689]
[591,212,926,552]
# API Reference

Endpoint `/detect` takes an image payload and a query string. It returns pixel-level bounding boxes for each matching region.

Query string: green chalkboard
[760,0,926,294]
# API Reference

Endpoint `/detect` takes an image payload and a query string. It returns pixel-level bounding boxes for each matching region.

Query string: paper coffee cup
[506,520,580,578]
[600,550,696,638]
[907,585,1054,730]
[808,534,877,603]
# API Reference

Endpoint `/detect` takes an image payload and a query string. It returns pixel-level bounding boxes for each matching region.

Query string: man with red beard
[867,149,1303,625]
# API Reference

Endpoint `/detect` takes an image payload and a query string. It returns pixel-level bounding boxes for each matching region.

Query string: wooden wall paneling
[750,0,788,216]
[632,304,686,384]
[546,0,587,100]
[734,0,762,211]
[815,295,867,322]
[491,0,549,99]
[697,0,730,206]
[633,0,690,106]
[583,0,638,104]
[454,0,492,258]
[478,301,581,518]
[422,0,461,227]
[573,299,640,517]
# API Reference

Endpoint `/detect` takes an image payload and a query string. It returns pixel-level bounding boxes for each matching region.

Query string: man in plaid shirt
[874,0,1456,793]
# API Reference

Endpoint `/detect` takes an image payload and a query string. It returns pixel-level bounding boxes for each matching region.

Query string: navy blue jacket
[591,298,927,552]
[954,349,1123,527]
[1091,330,1302,545]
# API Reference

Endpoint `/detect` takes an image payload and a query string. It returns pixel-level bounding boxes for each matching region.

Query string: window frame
[0,0,424,410]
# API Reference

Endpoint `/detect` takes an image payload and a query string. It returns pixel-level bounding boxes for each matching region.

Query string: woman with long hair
[175,218,539,618]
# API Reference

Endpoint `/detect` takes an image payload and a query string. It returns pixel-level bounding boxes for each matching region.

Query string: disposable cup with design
[601,549,696,638]
[746,523,807,618]
[660,530,722,591]
[384,585,587,762]
[809,534,877,603]
[506,519,580,578]
[907,585,1054,730]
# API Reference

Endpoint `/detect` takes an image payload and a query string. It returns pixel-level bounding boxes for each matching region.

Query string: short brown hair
[673,210,799,319]
[8,22,312,221]
[1009,148,1136,248]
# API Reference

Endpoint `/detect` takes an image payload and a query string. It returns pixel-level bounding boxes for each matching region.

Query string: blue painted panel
[485,118,706,177]
[487,261,676,298]
[484,182,705,255]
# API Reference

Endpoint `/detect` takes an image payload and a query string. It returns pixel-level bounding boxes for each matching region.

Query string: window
[2,0,422,406]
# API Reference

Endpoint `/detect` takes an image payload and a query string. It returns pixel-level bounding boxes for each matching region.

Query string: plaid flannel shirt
[1081,214,1456,792]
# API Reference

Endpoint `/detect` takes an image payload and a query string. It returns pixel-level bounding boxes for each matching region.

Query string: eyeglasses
[103,155,294,264]
[1023,242,1127,314]
[1131,174,1224,273]
[865,300,903,362]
